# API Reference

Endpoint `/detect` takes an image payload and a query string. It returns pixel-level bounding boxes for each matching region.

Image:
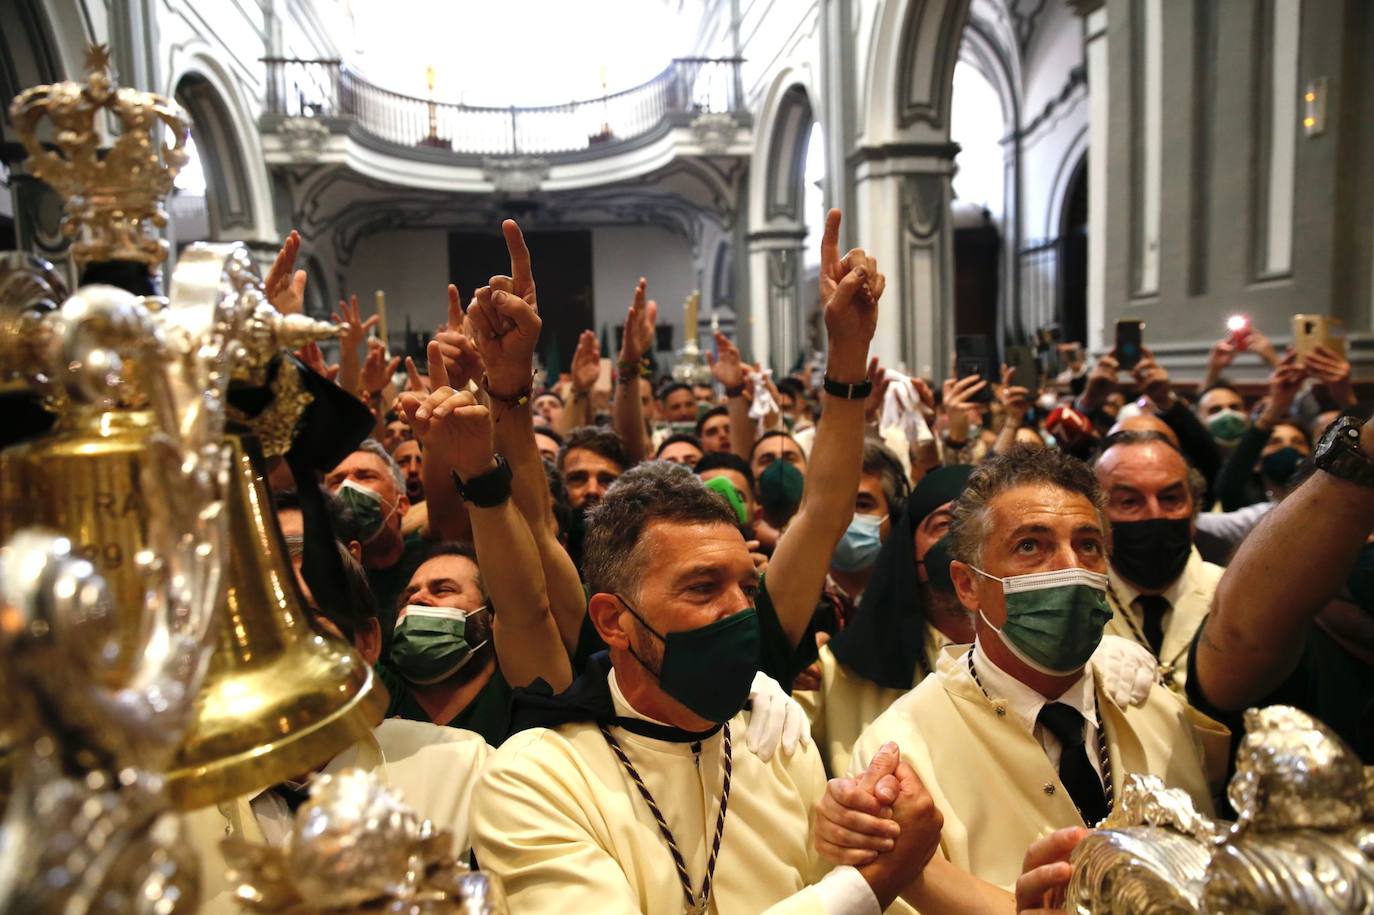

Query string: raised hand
[1259,350,1306,426]
[1306,344,1355,406]
[570,330,601,393]
[864,357,890,424]
[819,209,883,377]
[1079,352,1120,412]
[1132,347,1171,406]
[430,284,487,391]
[707,330,746,390]
[1207,338,1237,376]
[295,341,339,382]
[403,356,430,393]
[468,220,543,398]
[942,366,987,443]
[618,277,657,364]
[333,294,379,352]
[999,364,1031,424]
[399,341,496,480]
[360,338,400,397]
[265,230,307,315]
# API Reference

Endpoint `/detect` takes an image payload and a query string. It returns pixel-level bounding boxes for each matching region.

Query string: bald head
[1107,413,1180,449]
[1095,439,1194,522]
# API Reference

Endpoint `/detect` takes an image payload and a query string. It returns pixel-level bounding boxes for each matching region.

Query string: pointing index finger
[427,340,451,389]
[502,219,534,291]
[820,208,841,276]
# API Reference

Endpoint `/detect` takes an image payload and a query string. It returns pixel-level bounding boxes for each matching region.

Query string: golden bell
[0,412,386,809]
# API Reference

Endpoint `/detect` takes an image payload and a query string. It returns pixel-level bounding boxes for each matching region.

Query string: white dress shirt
[970,638,1105,787]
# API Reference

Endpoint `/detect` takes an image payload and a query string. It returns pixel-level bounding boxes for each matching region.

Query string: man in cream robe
[847,643,1227,899]
[185,719,490,914]
[1105,546,1222,693]
[1095,434,1225,693]
[471,662,875,915]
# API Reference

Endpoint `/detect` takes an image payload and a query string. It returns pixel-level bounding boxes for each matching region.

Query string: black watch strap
[823,375,874,400]
[451,453,514,507]
[1316,417,1374,489]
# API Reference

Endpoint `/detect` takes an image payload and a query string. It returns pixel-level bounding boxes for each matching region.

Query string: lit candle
[683,291,699,348]
[374,290,388,346]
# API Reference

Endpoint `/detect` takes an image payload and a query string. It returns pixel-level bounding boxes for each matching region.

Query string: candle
[374,290,388,346]
[684,290,699,348]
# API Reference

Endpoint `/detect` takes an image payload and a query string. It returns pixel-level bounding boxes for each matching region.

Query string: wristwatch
[822,375,874,400]
[1314,416,1374,488]
[451,453,513,507]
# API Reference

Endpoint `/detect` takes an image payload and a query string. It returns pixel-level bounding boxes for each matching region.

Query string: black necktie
[1037,702,1109,825]
[1134,594,1170,657]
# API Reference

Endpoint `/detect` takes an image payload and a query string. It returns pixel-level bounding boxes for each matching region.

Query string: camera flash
[1226,315,1248,332]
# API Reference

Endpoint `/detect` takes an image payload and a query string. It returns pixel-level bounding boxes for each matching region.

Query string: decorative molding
[901,172,947,240]
[1002,64,1087,145]
[896,0,970,130]
[690,112,743,155]
[847,141,962,167]
[1009,0,1051,52]
[480,156,551,194]
[279,116,331,162]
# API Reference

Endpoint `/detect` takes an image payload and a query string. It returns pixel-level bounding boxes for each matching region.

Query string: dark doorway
[447,229,593,375]
[1059,156,1088,346]
[954,220,1001,338]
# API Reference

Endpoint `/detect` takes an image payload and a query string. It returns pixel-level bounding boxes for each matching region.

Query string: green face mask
[618,597,761,723]
[757,458,804,519]
[703,474,751,525]
[390,604,490,684]
[971,566,1112,675]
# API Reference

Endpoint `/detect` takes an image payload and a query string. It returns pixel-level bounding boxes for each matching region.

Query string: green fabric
[366,532,429,647]
[387,659,514,748]
[569,573,808,691]
[1187,622,1374,767]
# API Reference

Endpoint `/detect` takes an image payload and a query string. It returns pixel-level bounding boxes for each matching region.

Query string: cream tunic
[185,719,491,915]
[795,629,949,777]
[470,676,865,914]
[1107,547,1224,693]
[848,646,1229,906]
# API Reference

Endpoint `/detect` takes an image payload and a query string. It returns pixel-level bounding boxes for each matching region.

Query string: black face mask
[1110,517,1192,591]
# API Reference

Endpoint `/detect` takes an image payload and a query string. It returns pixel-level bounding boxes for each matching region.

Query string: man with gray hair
[472,210,961,914]
[325,437,428,636]
[814,446,1226,908]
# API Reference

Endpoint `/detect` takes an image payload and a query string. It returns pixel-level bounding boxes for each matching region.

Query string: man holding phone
[1076,332,1223,504]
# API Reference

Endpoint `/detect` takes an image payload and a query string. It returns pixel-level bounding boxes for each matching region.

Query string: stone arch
[747,71,820,371]
[166,50,276,244]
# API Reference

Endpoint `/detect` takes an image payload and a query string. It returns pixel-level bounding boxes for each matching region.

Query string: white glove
[879,369,935,445]
[1091,635,1157,708]
[744,672,813,762]
[747,370,780,433]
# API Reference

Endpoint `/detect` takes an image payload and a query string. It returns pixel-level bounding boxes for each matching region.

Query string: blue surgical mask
[972,566,1113,675]
[832,514,887,572]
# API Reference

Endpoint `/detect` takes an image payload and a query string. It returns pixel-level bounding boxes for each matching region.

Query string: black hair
[655,432,705,458]
[695,451,755,492]
[694,404,729,437]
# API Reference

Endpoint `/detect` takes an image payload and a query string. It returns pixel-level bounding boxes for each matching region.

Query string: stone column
[852,143,959,379]
[746,226,807,374]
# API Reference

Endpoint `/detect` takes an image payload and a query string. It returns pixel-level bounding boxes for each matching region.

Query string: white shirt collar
[608,667,675,727]
[970,636,1099,736]
[1110,545,1201,607]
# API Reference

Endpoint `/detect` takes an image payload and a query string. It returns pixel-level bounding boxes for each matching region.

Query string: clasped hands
[814,744,1089,913]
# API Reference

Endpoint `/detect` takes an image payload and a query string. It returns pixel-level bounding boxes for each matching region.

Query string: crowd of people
[190,208,1374,913]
